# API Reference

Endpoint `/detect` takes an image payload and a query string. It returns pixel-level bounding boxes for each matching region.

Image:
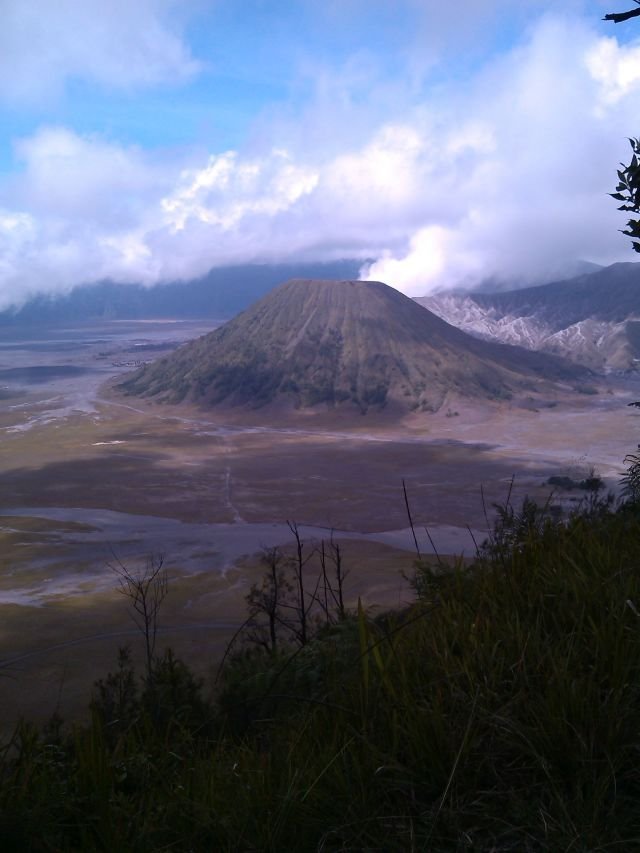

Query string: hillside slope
[418,262,640,371]
[120,278,586,413]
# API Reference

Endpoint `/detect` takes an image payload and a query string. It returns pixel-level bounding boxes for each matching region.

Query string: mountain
[469,260,603,293]
[417,262,640,372]
[0,260,362,326]
[120,278,587,415]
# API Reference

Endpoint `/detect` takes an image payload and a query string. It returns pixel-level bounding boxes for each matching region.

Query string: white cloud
[161,150,319,231]
[586,36,640,106]
[363,16,640,293]
[0,128,180,307]
[363,226,474,295]
[2,11,640,308]
[0,0,200,102]
[12,127,164,224]
[325,125,424,209]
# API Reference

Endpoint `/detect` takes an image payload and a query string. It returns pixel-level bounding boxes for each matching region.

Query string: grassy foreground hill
[3,494,640,851]
[120,278,586,414]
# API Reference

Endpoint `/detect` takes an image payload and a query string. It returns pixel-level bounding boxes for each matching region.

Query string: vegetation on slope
[3,486,640,851]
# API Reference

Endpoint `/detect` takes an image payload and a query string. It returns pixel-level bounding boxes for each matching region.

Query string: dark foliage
[4,491,640,850]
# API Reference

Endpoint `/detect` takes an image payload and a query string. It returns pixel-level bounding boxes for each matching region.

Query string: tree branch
[604,7,640,23]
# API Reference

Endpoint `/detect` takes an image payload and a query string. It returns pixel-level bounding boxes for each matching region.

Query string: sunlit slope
[120,279,585,413]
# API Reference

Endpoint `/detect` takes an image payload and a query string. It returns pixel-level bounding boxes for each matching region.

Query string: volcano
[120,278,586,414]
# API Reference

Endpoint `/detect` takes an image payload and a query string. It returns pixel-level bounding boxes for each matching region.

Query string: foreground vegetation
[3,487,640,851]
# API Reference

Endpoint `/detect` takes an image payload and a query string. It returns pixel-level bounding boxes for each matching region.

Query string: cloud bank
[1,9,640,308]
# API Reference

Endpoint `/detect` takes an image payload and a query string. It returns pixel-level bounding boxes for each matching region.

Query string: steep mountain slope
[120,279,585,414]
[418,263,640,371]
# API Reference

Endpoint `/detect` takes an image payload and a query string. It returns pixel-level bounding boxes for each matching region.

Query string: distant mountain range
[417,262,640,372]
[468,260,603,293]
[120,278,586,415]
[0,261,362,325]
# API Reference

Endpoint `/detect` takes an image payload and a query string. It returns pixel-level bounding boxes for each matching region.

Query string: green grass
[3,502,640,850]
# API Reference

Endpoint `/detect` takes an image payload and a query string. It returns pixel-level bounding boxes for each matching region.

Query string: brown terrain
[1,295,639,730]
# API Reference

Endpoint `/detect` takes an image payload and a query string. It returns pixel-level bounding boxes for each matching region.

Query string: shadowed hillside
[120,278,587,413]
[0,261,362,324]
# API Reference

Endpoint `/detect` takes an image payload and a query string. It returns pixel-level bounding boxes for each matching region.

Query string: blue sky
[1,0,640,308]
